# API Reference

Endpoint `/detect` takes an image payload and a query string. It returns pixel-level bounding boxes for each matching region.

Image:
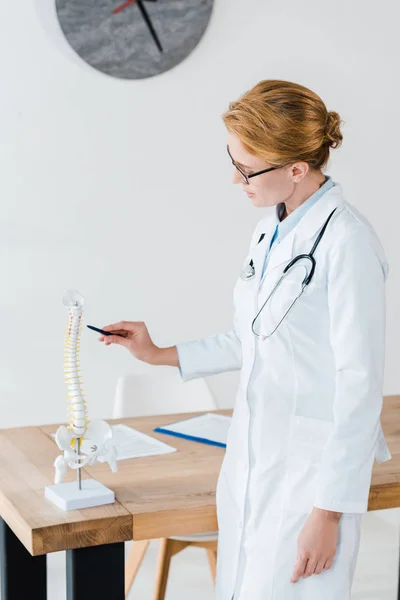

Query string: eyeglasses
[226,145,282,185]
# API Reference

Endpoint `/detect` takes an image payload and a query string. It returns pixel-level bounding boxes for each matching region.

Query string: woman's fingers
[312,559,326,575]
[102,321,142,333]
[107,330,127,336]
[98,331,125,342]
[303,557,318,578]
[323,556,334,571]
[290,556,308,583]
[98,321,153,361]
[104,334,129,347]
[291,553,333,584]
[100,321,146,343]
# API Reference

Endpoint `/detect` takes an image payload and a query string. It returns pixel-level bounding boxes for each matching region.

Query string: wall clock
[55,0,214,79]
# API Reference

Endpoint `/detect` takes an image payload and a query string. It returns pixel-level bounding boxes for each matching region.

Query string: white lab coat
[176,183,392,600]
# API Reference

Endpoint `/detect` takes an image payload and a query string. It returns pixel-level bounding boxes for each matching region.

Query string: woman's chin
[248,194,263,206]
[245,191,269,207]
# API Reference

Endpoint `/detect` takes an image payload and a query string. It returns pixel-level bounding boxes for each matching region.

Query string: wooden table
[0,409,227,599]
[0,397,400,599]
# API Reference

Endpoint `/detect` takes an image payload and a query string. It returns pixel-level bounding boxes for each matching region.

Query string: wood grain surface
[0,399,399,556]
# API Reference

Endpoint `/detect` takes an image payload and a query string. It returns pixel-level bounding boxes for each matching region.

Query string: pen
[86,325,128,338]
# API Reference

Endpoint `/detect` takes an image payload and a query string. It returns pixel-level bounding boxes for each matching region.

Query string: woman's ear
[291,162,309,183]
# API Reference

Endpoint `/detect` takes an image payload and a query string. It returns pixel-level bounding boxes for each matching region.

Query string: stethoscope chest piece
[240,260,255,281]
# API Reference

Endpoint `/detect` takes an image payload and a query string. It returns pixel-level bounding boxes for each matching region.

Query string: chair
[112,370,219,599]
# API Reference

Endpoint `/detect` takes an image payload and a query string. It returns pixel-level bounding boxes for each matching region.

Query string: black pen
[86,325,128,338]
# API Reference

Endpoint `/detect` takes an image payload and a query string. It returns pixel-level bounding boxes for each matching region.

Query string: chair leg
[206,548,217,583]
[125,539,151,597]
[152,538,189,600]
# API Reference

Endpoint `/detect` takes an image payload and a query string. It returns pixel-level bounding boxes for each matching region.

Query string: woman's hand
[98,321,159,364]
[290,507,341,583]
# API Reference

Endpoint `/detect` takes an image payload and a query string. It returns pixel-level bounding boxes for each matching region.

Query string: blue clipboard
[153,413,229,448]
[153,427,227,448]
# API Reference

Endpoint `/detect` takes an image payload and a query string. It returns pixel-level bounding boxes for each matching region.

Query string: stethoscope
[241,207,338,341]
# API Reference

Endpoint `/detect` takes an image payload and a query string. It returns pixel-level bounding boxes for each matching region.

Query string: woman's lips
[245,191,255,197]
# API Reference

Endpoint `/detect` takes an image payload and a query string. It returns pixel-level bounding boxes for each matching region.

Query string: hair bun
[325,111,343,149]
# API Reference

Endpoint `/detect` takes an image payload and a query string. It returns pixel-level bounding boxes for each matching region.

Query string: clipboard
[154,412,231,448]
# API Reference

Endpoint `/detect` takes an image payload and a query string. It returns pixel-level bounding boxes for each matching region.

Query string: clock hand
[113,0,163,53]
[113,0,137,15]
[137,0,163,53]
[113,0,157,9]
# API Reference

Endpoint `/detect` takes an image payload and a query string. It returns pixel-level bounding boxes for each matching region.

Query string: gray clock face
[55,0,214,79]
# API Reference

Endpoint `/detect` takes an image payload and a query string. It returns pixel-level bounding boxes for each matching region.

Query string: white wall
[1,0,399,428]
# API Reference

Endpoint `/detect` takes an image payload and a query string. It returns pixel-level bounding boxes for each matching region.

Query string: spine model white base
[53,290,118,485]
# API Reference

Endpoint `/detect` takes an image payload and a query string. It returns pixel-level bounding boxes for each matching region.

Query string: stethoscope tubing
[245,207,338,340]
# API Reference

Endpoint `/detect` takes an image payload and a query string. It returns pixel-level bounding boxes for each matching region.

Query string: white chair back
[112,370,217,419]
[112,370,220,540]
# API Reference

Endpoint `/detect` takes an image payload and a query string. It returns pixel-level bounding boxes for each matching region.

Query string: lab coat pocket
[284,415,334,514]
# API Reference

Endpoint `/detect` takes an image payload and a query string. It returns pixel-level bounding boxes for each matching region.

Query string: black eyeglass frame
[226,145,282,185]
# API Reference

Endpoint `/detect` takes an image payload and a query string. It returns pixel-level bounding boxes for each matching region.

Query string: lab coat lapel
[258,184,346,290]
[251,209,280,285]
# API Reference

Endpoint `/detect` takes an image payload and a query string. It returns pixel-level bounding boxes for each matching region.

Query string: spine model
[64,302,88,438]
[53,290,117,485]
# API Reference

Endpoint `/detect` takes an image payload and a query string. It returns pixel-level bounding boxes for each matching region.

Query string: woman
[99,80,392,599]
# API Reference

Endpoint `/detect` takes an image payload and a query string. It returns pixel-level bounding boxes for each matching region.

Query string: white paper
[158,412,232,445]
[50,424,177,461]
